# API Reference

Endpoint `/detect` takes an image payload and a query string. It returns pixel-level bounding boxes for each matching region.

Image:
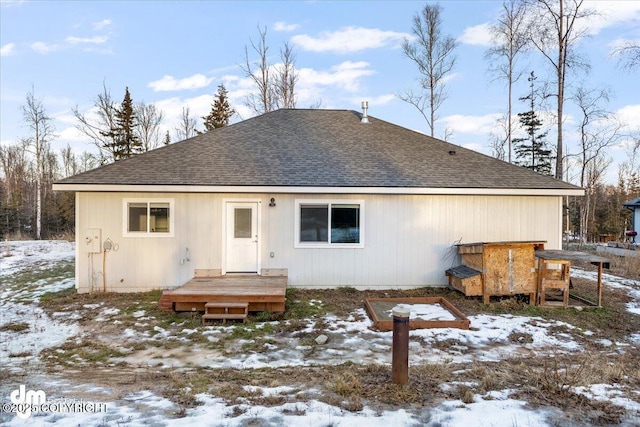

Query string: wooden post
[392,305,410,385]
[597,262,603,307]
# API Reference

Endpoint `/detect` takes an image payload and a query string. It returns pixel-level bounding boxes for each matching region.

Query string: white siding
[75,192,562,292]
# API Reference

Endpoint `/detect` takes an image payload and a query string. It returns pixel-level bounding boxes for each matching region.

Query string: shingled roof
[55,109,580,191]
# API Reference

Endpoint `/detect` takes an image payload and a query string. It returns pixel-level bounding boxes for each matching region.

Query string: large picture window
[123,199,174,237]
[295,200,364,248]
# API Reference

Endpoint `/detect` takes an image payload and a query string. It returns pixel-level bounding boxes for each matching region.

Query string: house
[624,197,640,237]
[53,108,583,293]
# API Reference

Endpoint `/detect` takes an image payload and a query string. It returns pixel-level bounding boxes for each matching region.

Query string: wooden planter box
[364,297,470,331]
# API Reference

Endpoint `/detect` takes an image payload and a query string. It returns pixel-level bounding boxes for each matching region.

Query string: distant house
[624,197,640,234]
[53,109,582,293]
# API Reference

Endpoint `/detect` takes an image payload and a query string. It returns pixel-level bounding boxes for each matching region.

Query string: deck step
[202,302,249,325]
[158,291,175,311]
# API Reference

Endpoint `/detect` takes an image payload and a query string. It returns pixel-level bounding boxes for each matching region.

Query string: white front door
[225,202,259,273]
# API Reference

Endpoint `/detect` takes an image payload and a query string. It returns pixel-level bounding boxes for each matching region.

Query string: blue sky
[1,0,639,183]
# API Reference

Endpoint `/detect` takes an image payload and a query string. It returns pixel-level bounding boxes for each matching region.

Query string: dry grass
[25,261,640,424]
[0,322,30,332]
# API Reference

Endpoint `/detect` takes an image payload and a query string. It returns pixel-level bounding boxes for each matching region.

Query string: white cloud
[57,126,89,143]
[439,113,504,135]
[65,35,108,45]
[152,94,215,136]
[298,61,375,92]
[1,42,16,56]
[93,19,112,30]
[458,23,493,47]
[31,41,59,54]
[274,21,299,32]
[291,27,410,53]
[461,142,485,152]
[363,94,397,106]
[148,74,215,92]
[582,1,640,35]
[616,104,640,131]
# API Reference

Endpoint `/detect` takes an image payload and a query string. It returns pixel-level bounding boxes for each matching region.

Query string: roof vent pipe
[361,101,369,123]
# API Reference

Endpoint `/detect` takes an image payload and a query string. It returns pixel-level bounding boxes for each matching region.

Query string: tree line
[1,1,639,242]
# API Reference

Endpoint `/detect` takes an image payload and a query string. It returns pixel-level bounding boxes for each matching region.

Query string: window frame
[294,199,365,248]
[122,198,175,238]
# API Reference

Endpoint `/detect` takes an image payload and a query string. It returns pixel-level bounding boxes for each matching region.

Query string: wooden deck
[159,275,287,313]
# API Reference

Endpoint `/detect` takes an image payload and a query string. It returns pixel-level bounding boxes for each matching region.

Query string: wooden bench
[202,302,249,325]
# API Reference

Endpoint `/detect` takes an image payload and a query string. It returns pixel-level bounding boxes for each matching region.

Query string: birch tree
[571,87,623,242]
[401,3,457,137]
[174,106,198,140]
[526,0,594,180]
[240,26,298,114]
[612,40,640,70]
[135,101,164,152]
[486,0,529,163]
[274,42,297,109]
[21,88,55,240]
[241,26,274,115]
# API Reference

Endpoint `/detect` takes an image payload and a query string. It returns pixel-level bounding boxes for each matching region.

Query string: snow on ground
[1,241,640,426]
[0,240,77,372]
[383,303,457,321]
[571,267,640,315]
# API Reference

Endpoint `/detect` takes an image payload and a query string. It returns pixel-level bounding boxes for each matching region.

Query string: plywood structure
[446,265,482,296]
[447,241,546,304]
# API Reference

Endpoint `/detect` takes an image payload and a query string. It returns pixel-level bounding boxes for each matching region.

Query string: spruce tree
[102,87,141,160]
[513,72,553,175]
[202,84,235,132]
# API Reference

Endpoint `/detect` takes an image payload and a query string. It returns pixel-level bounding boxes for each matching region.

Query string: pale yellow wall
[74,192,561,292]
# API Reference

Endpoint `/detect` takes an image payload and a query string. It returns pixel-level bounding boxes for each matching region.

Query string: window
[123,199,174,237]
[295,200,364,248]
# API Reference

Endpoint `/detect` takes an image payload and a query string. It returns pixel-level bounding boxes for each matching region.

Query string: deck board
[159,275,287,313]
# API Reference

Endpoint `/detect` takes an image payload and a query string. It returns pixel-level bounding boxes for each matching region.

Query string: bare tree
[274,42,298,109]
[526,0,594,180]
[240,26,300,115]
[0,143,30,238]
[241,26,275,115]
[135,101,164,152]
[486,0,529,163]
[72,82,117,163]
[22,88,55,240]
[571,86,624,242]
[489,114,510,161]
[78,151,99,173]
[174,106,198,140]
[401,3,457,137]
[60,144,78,178]
[612,40,640,70]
